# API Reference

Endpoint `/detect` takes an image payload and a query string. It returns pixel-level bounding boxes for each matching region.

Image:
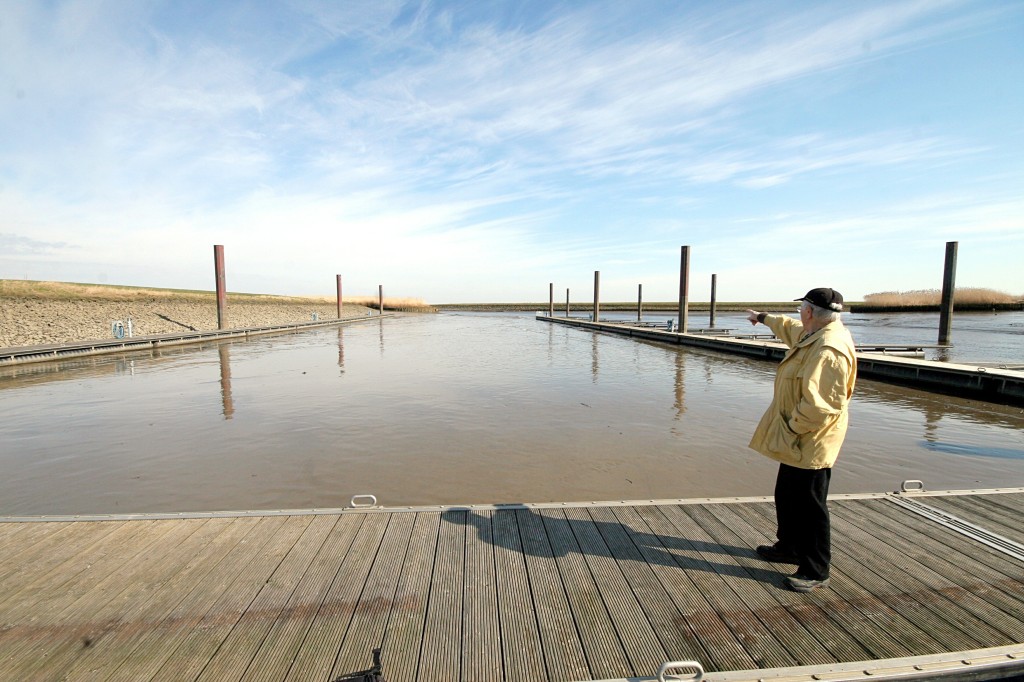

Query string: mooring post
[938,241,958,345]
[549,282,554,317]
[678,245,690,333]
[593,270,600,322]
[566,288,570,318]
[213,244,227,330]
[710,273,718,327]
[637,283,643,322]
[378,285,384,315]
[336,275,343,319]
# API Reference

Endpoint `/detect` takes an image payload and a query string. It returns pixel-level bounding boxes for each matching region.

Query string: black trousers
[774,463,832,580]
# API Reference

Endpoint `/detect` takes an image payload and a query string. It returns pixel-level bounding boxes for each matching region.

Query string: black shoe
[756,543,799,564]
[786,572,830,592]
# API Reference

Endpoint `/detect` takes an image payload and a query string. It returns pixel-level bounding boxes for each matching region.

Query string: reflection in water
[218,343,234,420]
[921,441,1024,460]
[337,326,345,374]
[674,351,686,419]
[591,333,599,381]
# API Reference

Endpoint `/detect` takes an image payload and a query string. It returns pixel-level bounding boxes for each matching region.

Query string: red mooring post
[378,285,384,315]
[678,245,690,333]
[336,275,343,319]
[213,244,227,330]
[593,270,600,322]
[938,241,958,345]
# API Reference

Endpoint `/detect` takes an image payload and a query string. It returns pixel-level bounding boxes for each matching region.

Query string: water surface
[1,312,1022,515]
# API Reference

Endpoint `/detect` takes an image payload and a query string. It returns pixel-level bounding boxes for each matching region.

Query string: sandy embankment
[0,298,376,349]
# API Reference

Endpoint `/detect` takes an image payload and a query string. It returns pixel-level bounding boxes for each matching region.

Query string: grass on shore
[863,287,1020,306]
[0,280,431,310]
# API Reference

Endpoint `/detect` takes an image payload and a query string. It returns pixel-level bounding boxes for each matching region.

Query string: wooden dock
[537,315,1024,407]
[1,489,1023,681]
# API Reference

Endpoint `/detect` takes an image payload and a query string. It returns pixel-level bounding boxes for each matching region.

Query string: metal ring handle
[900,479,925,493]
[658,660,704,682]
[349,494,378,508]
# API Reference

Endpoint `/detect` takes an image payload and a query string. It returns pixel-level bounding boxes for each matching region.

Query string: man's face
[799,302,812,325]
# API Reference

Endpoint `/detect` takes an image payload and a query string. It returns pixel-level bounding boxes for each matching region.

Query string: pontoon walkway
[1,488,1023,681]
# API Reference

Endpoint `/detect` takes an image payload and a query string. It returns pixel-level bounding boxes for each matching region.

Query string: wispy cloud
[1,0,1021,300]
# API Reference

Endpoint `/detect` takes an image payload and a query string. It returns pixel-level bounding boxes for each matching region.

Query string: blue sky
[1,0,1021,303]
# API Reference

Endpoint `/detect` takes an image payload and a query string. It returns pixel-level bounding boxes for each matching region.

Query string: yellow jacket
[748,314,857,469]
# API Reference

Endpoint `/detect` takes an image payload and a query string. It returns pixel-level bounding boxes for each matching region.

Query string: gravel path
[0,298,375,349]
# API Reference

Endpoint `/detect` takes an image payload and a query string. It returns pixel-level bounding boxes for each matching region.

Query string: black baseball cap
[796,287,844,311]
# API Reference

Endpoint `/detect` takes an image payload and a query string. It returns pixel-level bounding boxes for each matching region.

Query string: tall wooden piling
[710,273,717,327]
[637,284,643,322]
[213,245,227,330]
[378,285,384,315]
[549,283,554,317]
[678,245,690,333]
[336,275,343,319]
[566,289,570,318]
[938,241,958,345]
[593,271,600,322]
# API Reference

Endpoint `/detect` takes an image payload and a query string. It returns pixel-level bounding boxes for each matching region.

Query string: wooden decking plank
[8,517,209,680]
[151,515,313,681]
[0,519,195,678]
[562,506,667,676]
[621,505,757,672]
[539,507,634,680]
[491,507,546,682]
[797,500,980,653]
[195,515,333,681]
[749,500,954,654]
[842,499,1024,641]
[922,494,1024,545]
[241,515,363,682]
[938,491,1024,517]
[732,502,930,658]
[330,513,418,682]
[671,504,837,666]
[589,506,715,666]
[415,510,465,682]
[52,517,254,681]
[653,504,799,669]
[100,516,273,682]
[460,511,502,682]
[2,494,1022,681]
[924,494,1020,529]
[0,521,74,582]
[0,520,128,613]
[382,512,440,682]
[517,508,590,682]
[691,502,869,664]
[829,508,1004,651]
[283,512,390,682]
[0,522,31,546]
[702,502,891,662]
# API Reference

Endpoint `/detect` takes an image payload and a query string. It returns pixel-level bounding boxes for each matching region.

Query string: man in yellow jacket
[746,287,857,592]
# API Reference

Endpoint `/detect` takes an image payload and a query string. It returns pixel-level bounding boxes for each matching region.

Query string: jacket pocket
[765,415,801,462]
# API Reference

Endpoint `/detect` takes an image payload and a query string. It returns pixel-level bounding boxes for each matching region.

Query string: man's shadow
[442,506,781,584]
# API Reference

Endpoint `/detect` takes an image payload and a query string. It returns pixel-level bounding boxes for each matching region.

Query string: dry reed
[862,288,1020,307]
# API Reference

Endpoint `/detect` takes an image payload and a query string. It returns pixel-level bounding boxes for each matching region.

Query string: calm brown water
[1,312,1022,516]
